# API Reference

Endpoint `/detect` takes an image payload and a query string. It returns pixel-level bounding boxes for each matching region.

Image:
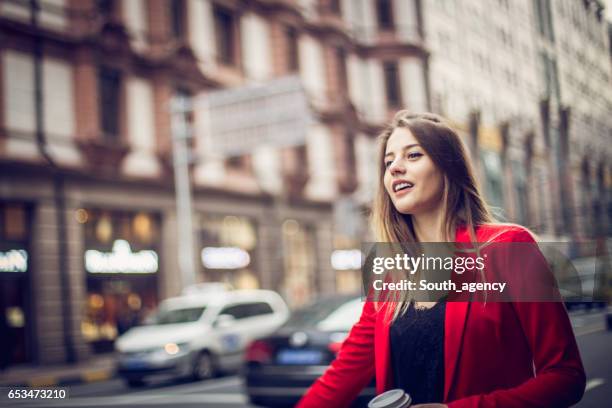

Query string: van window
[154,306,206,325]
[220,302,274,320]
[243,301,274,317]
[220,304,245,319]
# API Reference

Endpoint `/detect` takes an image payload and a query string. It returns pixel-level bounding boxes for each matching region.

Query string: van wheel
[192,351,215,380]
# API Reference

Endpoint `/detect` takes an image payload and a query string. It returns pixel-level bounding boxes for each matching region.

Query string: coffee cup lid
[368,389,412,408]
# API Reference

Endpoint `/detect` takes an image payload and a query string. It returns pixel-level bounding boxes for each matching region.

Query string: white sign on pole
[195,75,314,157]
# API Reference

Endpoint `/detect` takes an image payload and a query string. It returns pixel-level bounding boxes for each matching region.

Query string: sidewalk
[0,354,116,387]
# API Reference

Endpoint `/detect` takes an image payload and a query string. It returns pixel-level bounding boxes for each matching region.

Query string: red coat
[297,224,586,407]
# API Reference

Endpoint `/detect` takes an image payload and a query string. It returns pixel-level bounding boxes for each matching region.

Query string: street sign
[194,75,314,157]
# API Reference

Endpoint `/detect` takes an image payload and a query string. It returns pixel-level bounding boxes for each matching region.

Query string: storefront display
[80,209,161,353]
[331,247,363,294]
[0,202,33,367]
[200,214,259,289]
[281,219,316,308]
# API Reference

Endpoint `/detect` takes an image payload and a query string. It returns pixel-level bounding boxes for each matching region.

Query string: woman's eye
[384,160,393,168]
[407,152,423,160]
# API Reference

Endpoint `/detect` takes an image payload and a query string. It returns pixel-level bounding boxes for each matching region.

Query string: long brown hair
[370,111,494,320]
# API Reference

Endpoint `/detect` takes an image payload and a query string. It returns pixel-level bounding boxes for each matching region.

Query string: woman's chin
[393,203,418,215]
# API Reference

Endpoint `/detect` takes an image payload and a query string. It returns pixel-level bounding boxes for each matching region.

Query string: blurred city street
[2,308,610,408]
[1,0,611,406]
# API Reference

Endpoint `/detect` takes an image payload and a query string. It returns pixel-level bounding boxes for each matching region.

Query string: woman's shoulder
[474,222,538,243]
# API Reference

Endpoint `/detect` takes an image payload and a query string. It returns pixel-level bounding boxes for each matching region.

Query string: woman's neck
[412,208,449,242]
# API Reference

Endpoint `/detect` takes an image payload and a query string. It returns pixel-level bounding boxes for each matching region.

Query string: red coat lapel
[375,302,394,394]
[375,225,472,400]
[444,301,470,401]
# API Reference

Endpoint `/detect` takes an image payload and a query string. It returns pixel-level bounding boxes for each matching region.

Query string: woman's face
[383,127,445,215]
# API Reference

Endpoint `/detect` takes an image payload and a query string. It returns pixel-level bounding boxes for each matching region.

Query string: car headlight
[162,342,190,355]
[164,343,180,355]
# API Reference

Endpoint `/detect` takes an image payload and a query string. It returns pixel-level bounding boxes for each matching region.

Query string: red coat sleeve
[447,229,586,408]
[296,300,376,408]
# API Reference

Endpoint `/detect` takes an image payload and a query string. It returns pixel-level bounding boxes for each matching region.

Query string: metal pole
[170,96,197,289]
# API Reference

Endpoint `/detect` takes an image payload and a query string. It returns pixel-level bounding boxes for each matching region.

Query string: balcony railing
[347,24,423,46]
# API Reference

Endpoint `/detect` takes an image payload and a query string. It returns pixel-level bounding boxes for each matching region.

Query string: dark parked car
[243,294,376,407]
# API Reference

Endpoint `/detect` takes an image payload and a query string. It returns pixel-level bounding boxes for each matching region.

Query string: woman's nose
[389,159,405,175]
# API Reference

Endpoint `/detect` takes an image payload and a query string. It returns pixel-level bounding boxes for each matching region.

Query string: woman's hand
[412,404,448,408]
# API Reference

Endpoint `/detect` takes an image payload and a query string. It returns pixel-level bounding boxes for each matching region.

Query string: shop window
[118,213,134,242]
[200,214,259,288]
[0,279,30,365]
[282,219,316,308]
[133,213,155,245]
[0,207,32,365]
[95,214,113,244]
[81,210,161,351]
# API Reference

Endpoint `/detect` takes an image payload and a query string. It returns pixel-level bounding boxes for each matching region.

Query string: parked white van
[115,289,289,387]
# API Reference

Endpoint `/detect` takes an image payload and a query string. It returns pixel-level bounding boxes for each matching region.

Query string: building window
[580,160,589,235]
[214,6,237,65]
[329,0,341,15]
[383,61,401,108]
[512,160,528,225]
[286,26,299,72]
[345,134,356,172]
[98,67,121,140]
[97,0,115,19]
[482,150,505,214]
[376,0,394,30]
[170,0,186,39]
[540,53,560,100]
[534,0,555,41]
[336,47,348,92]
[226,155,245,169]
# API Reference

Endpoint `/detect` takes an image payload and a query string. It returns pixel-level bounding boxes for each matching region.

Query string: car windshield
[283,296,361,331]
[152,306,207,325]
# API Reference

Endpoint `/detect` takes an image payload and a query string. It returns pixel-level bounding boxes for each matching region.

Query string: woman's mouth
[392,181,414,196]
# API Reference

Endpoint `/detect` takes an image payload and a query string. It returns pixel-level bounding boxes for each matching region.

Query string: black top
[389,299,446,404]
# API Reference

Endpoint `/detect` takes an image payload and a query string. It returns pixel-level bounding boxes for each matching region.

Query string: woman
[297,111,585,407]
